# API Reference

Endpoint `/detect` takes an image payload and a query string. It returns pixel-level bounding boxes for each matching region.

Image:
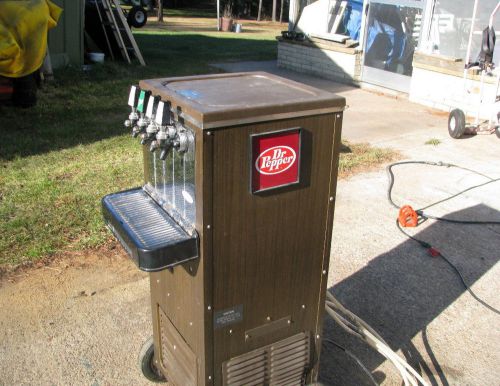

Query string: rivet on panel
[245,334,249,339]
[156,279,160,283]
[316,334,320,339]
[329,196,334,202]
[206,224,211,229]
[229,329,233,334]
[208,305,212,310]
[189,322,193,326]
[173,345,177,350]
[167,293,170,297]
[322,270,327,275]
[206,131,212,136]
[266,316,271,321]
[287,320,291,325]
[336,114,341,118]
[301,304,306,309]
[208,376,212,381]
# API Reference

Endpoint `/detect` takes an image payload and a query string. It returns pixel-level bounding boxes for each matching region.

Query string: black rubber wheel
[12,72,38,108]
[448,109,466,139]
[496,127,500,139]
[127,6,147,28]
[139,337,166,383]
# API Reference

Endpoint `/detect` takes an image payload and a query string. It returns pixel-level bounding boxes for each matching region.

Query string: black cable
[396,220,500,315]
[387,161,500,225]
[322,338,380,386]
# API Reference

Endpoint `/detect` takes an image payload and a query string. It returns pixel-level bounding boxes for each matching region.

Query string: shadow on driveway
[320,204,500,386]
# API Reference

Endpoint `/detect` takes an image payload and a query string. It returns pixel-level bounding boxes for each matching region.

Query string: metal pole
[289,0,300,31]
[465,0,479,68]
[489,0,500,29]
[217,0,220,31]
[358,0,369,47]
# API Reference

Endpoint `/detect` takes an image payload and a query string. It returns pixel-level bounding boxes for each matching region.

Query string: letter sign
[251,128,301,193]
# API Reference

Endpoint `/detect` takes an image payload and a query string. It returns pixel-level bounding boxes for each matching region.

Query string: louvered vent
[222,332,311,386]
[159,307,197,386]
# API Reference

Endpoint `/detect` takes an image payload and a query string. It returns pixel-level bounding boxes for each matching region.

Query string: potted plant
[221,2,234,32]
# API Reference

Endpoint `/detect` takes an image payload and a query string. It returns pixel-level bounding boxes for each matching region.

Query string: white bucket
[88,52,105,63]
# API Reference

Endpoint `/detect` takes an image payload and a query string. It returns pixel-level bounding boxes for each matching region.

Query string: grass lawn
[0,20,395,269]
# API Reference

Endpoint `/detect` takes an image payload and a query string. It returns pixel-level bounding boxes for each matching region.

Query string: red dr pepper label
[251,129,301,193]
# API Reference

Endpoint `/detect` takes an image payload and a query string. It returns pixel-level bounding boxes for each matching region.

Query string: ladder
[95,0,146,66]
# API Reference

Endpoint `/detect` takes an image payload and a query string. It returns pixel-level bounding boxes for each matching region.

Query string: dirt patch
[0,241,128,286]
[0,243,152,386]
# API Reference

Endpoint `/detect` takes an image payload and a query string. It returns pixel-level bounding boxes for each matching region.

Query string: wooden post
[272,0,277,22]
[280,0,285,23]
[257,0,263,21]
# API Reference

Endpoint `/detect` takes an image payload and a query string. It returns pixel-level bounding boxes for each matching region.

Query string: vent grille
[222,332,311,386]
[159,307,197,386]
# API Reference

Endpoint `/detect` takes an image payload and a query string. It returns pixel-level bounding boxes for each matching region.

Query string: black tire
[139,337,166,383]
[12,72,37,108]
[448,109,466,139]
[496,127,500,139]
[127,6,147,28]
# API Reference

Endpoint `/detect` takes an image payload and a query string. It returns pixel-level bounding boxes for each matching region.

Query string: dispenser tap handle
[155,101,171,127]
[145,95,160,120]
[137,90,151,114]
[128,85,140,109]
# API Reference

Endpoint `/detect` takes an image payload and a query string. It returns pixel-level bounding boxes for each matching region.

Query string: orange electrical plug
[398,205,418,227]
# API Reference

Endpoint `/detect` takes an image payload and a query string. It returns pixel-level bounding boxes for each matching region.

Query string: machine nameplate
[214,305,243,328]
[245,315,292,341]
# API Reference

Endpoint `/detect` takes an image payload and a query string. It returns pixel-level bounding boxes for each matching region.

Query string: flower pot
[221,17,233,32]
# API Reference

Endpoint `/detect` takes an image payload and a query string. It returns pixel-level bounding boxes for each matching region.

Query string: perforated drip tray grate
[102,188,198,271]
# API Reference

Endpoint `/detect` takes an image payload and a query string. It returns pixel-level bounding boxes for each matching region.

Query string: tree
[157,0,164,22]
[257,0,262,21]
[279,0,284,22]
[272,0,277,21]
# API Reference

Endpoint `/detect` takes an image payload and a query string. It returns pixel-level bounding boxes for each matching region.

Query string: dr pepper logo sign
[251,128,301,193]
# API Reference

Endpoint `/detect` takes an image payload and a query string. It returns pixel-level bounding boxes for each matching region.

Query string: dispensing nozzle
[154,101,177,159]
[141,96,160,146]
[159,142,173,160]
[173,127,194,153]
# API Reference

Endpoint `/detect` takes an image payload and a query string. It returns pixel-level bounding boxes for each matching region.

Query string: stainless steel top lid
[139,72,346,129]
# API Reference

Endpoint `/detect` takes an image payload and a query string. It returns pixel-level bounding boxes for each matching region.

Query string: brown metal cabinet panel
[210,113,341,385]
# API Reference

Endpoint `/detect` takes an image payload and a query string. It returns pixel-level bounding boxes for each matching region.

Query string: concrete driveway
[1,63,499,386]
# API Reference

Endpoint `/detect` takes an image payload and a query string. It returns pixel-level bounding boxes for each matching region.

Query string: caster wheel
[127,6,147,28]
[139,336,166,383]
[496,127,500,139]
[448,109,466,139]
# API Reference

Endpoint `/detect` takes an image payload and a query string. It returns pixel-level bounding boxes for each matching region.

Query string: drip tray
[102,188,198,272]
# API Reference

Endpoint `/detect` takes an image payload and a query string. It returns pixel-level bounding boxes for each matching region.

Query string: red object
[0,77,13,103]
[251,129,301,193]
[428,247,441,257]
[398,205,418,227]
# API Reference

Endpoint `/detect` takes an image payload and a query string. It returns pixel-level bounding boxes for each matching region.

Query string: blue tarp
[365,18,407,66]
[342,0,364,40]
